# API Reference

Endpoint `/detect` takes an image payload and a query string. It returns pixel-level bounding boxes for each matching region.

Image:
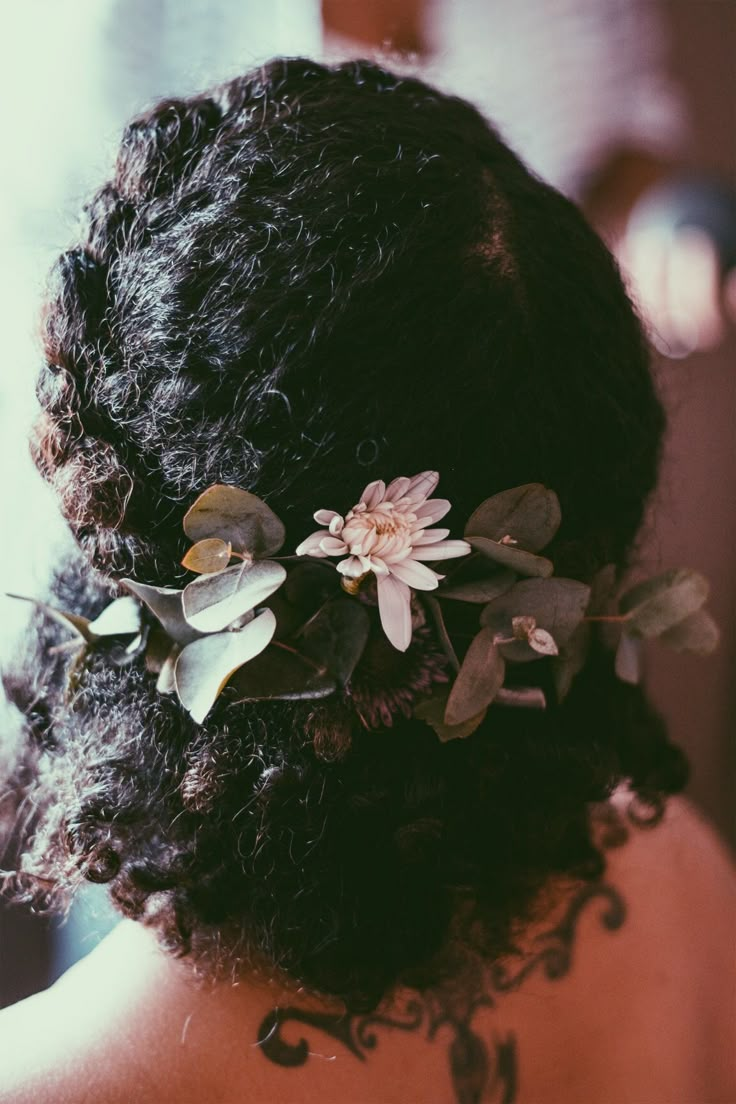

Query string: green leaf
[183,484,285,557]
[465,484,561,551]
[481,577,591,663]
[466,536,553,578]
[182,560,286,633]
[619,568,709,638]
[121,580,202,647]
[414,689,487,742]
[174,609,276,723]
[615,633,643,684]
[437,570,516,604]
[87,596,142,637]
[445,628,505,726]
[659,609,720,655]
[228,644,336,701]
[181,538,233,574]
[298,598,370,686]
[6,593,96,643]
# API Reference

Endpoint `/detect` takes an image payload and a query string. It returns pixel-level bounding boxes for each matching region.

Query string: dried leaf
[552,621,591,701]
[437,570,516,604]
[659,609,720,655]
[182,560,286,634]
[482,577,591,663]
[174,609,276,723]
[445,629,506,726]
[87,596,142,637]
[6,593,95,643]
[528,628,559,656]
[121,580,201,647]
[228,644,336,701]
[181,538,233,574]
[466,536,553,578]
[620,568,709,638]
[183,484,285,557]
[424,596,460,671]
[512,615,537,639]
[414,689,487,742]
[465,484,561,551]
[299,598,370,686]
[615,633,643,684]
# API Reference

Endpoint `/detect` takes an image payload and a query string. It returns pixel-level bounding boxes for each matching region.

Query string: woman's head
[8,58,685,1011]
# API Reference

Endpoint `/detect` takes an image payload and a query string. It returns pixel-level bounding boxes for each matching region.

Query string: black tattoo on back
[256,876,626,1103]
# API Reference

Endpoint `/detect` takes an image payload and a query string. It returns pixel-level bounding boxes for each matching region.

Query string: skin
[0,792,734,1104]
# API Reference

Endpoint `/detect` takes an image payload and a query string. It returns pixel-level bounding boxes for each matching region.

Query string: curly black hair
[2,57,688,1012]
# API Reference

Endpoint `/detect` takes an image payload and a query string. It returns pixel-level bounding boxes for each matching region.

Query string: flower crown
[11,472,719,743]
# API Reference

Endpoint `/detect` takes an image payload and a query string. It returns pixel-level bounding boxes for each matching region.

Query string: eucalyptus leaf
[6,593,96,642]
[464,484,561,551]
[437,570,516,604]
[87,596,142,638]
[615,633,643,684]
[182,560,286,634]
[284,560,340,610]
[121,580,202,647]
[181,538,233,575]
[588,564,618,615]
[174,609,276,723]
[620,568,709,638]
[424,596,460,671]
[414,689,487,742]
[552,621,591,701]
[467,536,553,578]
[228,644,336,701]
[156,647,180,694]
[444,628,505,726]
[183,484,285,557]
[659,609,720,655]
[299,598,370,686]
[481,577,591,663]
[495,687,547,709]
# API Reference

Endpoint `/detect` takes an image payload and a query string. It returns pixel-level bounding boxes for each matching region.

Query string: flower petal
[404,471,440,503]
[319,536,349,555]
[314,509,340,526]
[377,574,412,651]
[296,531,329,557]
[389,559,441,591]
[360,479,386,511]
[385,475,411,502]
[412,540,473,561]
[411,527,450,546]
[337,555,367,578]
[328,516,345,536]
[413,499,452,526]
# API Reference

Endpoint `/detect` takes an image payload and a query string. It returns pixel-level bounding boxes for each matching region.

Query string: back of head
[8,58,686,1012]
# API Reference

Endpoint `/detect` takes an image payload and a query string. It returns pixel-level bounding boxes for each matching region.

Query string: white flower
[296,471,471,651]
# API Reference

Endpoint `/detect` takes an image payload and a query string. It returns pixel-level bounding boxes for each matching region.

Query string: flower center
[343,507,414,554]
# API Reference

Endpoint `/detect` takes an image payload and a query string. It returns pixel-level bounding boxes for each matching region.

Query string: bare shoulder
[602,791,736,923]
[579,791,736,1101]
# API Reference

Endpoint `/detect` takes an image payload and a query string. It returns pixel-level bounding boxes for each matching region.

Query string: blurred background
[1,0,734,1008]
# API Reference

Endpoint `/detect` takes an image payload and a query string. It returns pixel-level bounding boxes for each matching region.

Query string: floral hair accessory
[295,471,471,651]
[9,475,720,744]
